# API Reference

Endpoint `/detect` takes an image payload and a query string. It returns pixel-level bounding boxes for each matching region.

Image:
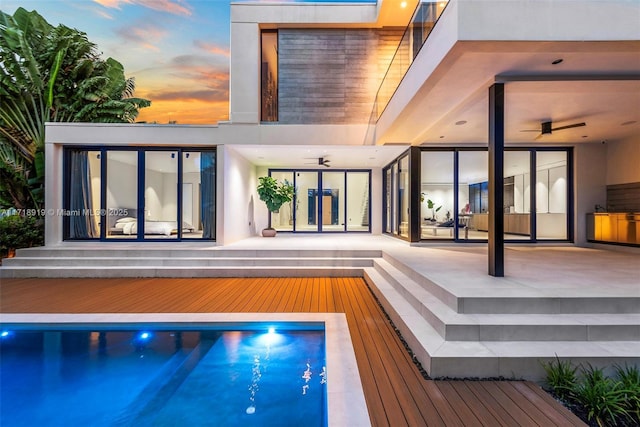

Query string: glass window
[271,171,294,231]
[458,151,488,241]
[536,151,567,240]
[346,172,370,232]
[66,148,215,241]
[384,168,392,233]
[106,151,138,239]
[398,157,409,238]
[66,150,101,239]
[144,151,178,240]
[421,151,454,240]
[322,172,345,231]
[504,151,531,239]
[295,172,319,232]
[261,30,278,122]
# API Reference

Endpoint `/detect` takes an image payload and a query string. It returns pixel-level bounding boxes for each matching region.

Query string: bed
[108,209,194,236]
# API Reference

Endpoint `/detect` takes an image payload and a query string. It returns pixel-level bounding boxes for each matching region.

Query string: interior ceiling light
[400,1,407,8]
[455,120,467,125]
[551,59,564,65]
[439,135,445,139]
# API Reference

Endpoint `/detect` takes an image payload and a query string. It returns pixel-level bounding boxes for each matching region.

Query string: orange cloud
[93,0,192,16]
[136,99,229,125]
[194,40,230,57]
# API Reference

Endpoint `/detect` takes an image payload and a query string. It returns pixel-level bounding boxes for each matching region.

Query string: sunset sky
[3,0,233,124]
[4,0,373,124]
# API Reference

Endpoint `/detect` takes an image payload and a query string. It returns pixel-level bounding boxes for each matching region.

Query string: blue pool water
[0,326,327,426]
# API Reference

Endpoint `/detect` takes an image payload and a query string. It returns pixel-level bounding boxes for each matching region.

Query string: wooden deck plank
[0,277,584,427]
[437,381,504,426]
[512,381,586,426]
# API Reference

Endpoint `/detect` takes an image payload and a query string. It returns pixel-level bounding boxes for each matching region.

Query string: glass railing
[364,0,449,145]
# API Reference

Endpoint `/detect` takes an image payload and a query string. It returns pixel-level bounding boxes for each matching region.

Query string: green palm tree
[0,8,150,210]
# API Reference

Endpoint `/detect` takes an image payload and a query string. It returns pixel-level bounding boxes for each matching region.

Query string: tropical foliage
[0,214,44,258]
[542,358,640,427]
[0,7,150,210]
[257,176,294,214]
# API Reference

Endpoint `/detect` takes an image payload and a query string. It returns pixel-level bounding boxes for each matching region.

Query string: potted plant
[257,176,294,237]
[421,193,441,222]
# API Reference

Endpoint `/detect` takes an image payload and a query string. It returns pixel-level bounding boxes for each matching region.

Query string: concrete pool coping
[0,312,371,427]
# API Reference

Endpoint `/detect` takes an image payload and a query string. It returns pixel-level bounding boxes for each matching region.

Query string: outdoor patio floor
[1,276,585,426]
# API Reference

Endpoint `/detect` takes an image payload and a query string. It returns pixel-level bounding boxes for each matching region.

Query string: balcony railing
[364,0,449,144]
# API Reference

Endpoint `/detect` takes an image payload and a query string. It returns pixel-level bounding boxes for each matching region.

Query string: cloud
[93,0,192,16]
[194,40,230,57]
[150,89,228,103]
[115,24,167,50]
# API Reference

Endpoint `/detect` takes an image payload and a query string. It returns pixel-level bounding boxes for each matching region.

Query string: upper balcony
[371,0,640,147]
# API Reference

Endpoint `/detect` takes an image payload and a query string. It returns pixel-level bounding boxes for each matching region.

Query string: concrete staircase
[364,254,640,381]
[0,247,379,278]
[2,245,638,381]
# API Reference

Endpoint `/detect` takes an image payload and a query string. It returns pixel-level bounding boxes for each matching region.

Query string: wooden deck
[0,277,585,426]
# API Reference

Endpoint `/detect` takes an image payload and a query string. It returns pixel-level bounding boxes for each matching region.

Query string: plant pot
[261,228,277,237]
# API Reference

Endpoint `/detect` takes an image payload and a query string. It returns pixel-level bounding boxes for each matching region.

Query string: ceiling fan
[304,157,331,167]
[521,120,586,140]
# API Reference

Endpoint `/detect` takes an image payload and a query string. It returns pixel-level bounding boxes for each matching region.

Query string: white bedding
[115,220,175,236]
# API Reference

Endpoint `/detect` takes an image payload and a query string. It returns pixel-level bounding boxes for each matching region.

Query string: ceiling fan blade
[552,122,586,131]
[534,133,544,141]
[520,130,540,132]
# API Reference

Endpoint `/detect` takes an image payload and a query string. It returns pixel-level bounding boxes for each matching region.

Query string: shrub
[615,364,640,425]
[574,364,632,427]
[0,214,44,257]
[541,355,578,401]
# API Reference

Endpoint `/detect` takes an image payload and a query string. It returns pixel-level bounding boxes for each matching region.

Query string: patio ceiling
[376,40,640,146]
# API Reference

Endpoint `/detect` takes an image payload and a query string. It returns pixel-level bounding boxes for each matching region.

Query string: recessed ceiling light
[400,1,407,8]
[455,120,467,125]
[551,59,563,65]
[621,120,637,126]
[439,136,445,139]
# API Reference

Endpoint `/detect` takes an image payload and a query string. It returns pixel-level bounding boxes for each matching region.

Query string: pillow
[116,217,136,223]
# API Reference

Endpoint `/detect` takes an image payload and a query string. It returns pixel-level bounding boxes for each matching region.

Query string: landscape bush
[542,358,640,427]
[0,214,44,258]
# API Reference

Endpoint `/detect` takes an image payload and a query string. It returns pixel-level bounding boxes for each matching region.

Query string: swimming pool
[0,313,370,426]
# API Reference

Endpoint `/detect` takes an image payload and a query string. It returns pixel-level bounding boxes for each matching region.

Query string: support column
[488,83,505,277]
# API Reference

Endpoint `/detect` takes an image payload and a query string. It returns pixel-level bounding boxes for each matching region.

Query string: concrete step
[383,252,640,314]
[363,267,640,381]
[371,260,639,341]
[0,266,365,279]
[13,247,382,259]
[1,257,374,268]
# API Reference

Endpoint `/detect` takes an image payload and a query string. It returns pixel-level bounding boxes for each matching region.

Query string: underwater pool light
[1,330,11,338]
[136,331,152,341]
[268,327,276,334]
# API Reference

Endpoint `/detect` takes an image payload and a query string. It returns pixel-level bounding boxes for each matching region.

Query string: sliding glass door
[384,147,572,243]
[64,147,216,241]
[269,169,371,233]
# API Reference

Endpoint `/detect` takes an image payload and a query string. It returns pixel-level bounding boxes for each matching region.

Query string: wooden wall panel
[278,28,403,124]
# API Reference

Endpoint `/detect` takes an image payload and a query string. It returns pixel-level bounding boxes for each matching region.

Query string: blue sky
[3,0,233,124]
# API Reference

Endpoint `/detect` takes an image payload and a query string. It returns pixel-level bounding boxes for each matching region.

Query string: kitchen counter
[587,212,640,245]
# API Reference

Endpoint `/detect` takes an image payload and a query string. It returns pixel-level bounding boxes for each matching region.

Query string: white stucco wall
[574,143,608,246]
[606,136,640,185]
[220,145,259,245]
